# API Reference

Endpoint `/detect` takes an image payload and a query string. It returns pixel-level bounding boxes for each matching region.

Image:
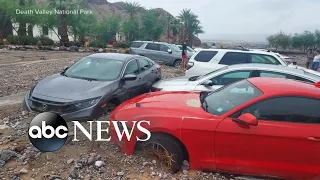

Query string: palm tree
[178,9,204,47]
[48,0,83,46]
[170,19,182,44]
[123,1,141,19]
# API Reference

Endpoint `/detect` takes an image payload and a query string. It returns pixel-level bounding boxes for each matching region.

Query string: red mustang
[110,77,320,180]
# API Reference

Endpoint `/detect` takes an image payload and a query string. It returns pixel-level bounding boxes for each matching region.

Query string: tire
[140,133,184,173]
[173,60,182,68]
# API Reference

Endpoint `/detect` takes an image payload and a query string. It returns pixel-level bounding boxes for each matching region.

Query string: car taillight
[186,62,194,70]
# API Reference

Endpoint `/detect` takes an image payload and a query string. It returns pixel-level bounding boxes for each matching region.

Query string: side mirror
[63,66,69,71]
[233,113,258,126]
[167,49,172,54]
[292,61,297,65]
[202,80,213,86]
[122,74,137,81]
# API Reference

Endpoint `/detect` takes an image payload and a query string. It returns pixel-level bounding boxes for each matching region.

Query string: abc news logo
[28,112,151,152]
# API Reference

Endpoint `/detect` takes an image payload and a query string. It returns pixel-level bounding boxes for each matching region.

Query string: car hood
[32,73,115,102]
[116,91,211,117]
[153,76,191,87]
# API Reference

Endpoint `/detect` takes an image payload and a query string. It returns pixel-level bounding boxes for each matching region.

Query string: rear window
[194,51,218,62]
[131,42,144,48]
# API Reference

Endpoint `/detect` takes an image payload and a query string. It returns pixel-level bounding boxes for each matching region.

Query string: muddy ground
[0,50,309,180]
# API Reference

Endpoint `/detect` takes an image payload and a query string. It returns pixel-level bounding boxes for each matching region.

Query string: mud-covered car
[110,78,320,180]
[23,53,161,121]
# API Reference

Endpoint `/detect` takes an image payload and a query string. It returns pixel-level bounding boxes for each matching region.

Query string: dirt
[0,50,308,180]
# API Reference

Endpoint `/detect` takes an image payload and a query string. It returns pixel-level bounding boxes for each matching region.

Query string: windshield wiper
[79,77,98,81]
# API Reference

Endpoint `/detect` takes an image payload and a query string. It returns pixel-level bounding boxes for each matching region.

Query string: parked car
[22,53,161,121]
[130,41,192,68]
[176,44,195,56]
[110,77,320,180]
[152,63,320,92]
[186,48,293,76]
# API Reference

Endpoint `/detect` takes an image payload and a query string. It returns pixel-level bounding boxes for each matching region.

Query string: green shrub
[0,39,4,45]
[6,35,19,45]
[114,41,131,48]
[38,36,54,46]
[69,41,81,47]
[20,36,38,45]
[89,40,106,48]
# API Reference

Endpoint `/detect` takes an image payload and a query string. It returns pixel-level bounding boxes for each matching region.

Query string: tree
[291,33,303,50]
[97,15,121,42]
[48,0,85,46]
[68,13,97,43]
[140,10,165,41]
[315,29,320,49]
[123,1,141,19]
[170,19,183,43]
[121,19,139,41]
[178,9,204,47]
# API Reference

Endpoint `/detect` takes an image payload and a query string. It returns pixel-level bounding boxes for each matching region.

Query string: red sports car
[110,77,320,180]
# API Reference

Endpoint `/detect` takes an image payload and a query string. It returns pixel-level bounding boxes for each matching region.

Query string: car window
[240,97,320,124]
[160,44,169,52]
[131,42,144,48]
[250,54,280,65]
[145,43,160,51]
[138,58,150,72]
[219,52,249,65]
[194,51,218,62]
[259,71,287,78]
[295,76,315,83]
[124,60,139,75]
[202,80,262,116]
[147,59,155,66]
[210,70,252,85]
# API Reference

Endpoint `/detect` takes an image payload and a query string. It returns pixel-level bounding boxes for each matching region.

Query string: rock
[182,170,188,175]
[98,48,103,52]
[94,161,104,168]
[0,160,5,167]
[183,160,189,166]
[0,124,9,130]
[152,160,156,164]
[117,171,124,176]
[67,159,74,165]
[142,162,148,166]
[0,150,18,161]
[69,168,79,179]
[21,111,28,116]
[87,156,95,165]
[19,168,28,174]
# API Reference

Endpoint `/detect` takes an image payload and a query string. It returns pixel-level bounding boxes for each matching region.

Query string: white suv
[186,48,292,76]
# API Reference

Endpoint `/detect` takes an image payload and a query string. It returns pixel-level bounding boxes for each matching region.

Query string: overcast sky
[108,0,320,42]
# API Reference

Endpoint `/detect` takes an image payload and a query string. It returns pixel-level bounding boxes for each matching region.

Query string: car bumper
[23,96,103,121]
[109,125,136,155]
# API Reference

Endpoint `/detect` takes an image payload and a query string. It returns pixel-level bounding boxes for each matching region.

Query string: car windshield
[65,57,124,81]
[201,79,263,116]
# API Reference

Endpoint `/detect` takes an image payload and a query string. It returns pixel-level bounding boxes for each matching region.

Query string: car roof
[198,48,277,56]
[133,40,169,45]
[226,64,318,78]
[247,77,320,97]
[87,53,140,62]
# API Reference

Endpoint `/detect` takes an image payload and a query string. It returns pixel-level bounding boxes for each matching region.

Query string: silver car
[152,64,320,92]
[130,41,192,68]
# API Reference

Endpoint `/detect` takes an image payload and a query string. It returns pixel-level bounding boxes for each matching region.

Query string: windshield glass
[201,79,263,116]
[196,66,229,80]
[65,57,124,81]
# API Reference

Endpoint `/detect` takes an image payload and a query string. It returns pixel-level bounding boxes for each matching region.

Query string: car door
[215,96,320,179]
[121,59,144,99]
[194,70,253,91]
[144,43,161,60]
[219,52,250,65]
[136,58,152,94]
[158,44,173,63]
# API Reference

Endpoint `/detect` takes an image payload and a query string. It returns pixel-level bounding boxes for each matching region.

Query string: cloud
[108,0,320,41]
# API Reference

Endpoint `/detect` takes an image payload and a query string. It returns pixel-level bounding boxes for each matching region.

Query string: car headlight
[71,97,101,110]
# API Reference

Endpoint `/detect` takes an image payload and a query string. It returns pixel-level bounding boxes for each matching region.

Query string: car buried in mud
[22,53,161,121]
[110,77,320,180]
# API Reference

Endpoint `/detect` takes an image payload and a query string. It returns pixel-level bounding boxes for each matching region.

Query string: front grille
[29,97,72,114]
